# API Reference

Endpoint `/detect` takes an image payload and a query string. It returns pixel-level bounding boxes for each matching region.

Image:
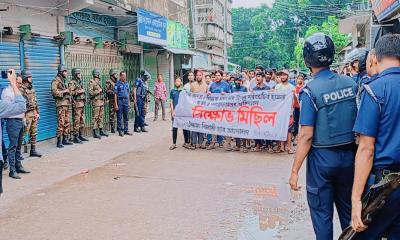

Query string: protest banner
[173,91,293,140]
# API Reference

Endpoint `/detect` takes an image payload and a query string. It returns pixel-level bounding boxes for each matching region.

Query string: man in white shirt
[2,73,30,179]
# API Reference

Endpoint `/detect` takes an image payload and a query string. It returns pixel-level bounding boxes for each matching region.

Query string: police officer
[351,34,400,240]
[21,70,42,157]
[51,65,73,148]
[114,71,132,137]
[89,69,108,139]
[289,33,357,240]
[344,48,370,108]
[133,70,150,133]
[68,68,89,143]
[106,69,118,133]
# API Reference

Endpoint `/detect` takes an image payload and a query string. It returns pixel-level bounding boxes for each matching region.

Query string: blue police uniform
[299,68,357,240]
[134,78,147,129]
[114,80,130,133]
[353,67,400,240]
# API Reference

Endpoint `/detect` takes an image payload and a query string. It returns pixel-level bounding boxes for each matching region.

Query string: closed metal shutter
[144,52,157,112]
[0,37,21,145]
[24,37,60,141]
[65,45,122,133]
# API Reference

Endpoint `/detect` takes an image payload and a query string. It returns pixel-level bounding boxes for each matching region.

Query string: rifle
[339,173,400,240]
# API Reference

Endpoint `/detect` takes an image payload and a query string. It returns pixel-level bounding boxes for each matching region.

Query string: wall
[126,0,168,17]
[0,5,64,37]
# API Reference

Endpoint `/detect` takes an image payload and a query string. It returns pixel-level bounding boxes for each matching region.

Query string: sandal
[288,149,296,154]
[169,144,177,150]
[243,148,248,153]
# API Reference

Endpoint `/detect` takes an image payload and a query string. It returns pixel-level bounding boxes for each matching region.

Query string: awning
[164,47,197,55]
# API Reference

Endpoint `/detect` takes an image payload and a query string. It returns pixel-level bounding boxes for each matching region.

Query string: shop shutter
[65,45,122,133]
[24,37,60,141]
[0,37,21,145]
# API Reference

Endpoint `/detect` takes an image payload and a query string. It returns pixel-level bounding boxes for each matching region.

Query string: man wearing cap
[51,65,73,148]
[106,69,118,133]
[89,69,108,139]
[68,68,89,144]
[21,70,42,157]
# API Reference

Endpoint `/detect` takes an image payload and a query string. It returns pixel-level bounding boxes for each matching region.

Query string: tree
[229,1,357,70]
[294,16,351,70]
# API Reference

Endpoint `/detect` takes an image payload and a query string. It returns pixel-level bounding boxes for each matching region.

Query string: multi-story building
[191,0,233,70]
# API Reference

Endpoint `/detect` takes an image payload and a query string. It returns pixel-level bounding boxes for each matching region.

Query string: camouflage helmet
[58,64,67,73]
[72,68,81,77]
[21,70,32,80]
[92,68,101,78]
[109,69,118,76]
[140,70,151,81]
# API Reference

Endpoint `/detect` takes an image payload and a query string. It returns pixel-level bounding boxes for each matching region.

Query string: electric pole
[223,0,228,72]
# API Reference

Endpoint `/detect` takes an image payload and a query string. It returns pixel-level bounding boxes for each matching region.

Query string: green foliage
[230,1,354,70]
[294,16,351,69]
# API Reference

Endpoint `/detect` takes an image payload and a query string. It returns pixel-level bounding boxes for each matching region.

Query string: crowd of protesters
[168,66,306,154]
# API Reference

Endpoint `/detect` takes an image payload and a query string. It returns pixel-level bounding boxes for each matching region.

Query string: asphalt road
[0,119,341,240]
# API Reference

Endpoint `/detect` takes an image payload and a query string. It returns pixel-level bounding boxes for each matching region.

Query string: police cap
[303,33,335,68]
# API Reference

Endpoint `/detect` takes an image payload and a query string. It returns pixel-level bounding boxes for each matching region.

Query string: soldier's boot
[141,127,148,133]
[57,137,64,148]
[29,145,42,158]
[99,128,109,137]
[79,131,89,142]
[16,160,30,174]
[93,129,101,139]
[110,123,116,133]
[62,136,73,145]
[73,134,83,144]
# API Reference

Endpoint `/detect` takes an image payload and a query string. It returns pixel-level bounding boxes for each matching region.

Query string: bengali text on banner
[173,91,293,140]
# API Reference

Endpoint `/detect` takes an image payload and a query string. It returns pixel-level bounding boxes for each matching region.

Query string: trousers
[24,110,38,145]
[56,106,70,137]
[92,105,104,129]
[191,132,204,145]
[134,98,145,128]
[154,98,166,120]
[6,118,24,173]
[117,99,129,132]
[307,146,355,240]
[72,107,85,134]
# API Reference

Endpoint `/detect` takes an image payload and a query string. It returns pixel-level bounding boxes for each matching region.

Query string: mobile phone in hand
[1,70,7,79]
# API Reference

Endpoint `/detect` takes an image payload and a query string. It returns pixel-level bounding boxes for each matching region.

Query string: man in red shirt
[293,74,305,141]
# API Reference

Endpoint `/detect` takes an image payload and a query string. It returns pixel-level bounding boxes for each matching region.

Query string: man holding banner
[206,70,232,150]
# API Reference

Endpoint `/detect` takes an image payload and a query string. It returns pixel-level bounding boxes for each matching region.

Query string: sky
[232,0,275,8]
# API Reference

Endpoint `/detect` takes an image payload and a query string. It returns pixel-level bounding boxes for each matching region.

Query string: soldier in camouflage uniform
[51,65,73,148]
[21,70,42,157]
[69,68,89,144]
[106,69,118,133]
[89,69,108,139]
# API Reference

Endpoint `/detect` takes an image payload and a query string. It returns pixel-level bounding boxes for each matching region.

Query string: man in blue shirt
[207,70,230,150]
[114,71,131,137]
[351,34,400,239]
[134,71,150,133]
[289,33,357,240]
[208,70,231,94]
